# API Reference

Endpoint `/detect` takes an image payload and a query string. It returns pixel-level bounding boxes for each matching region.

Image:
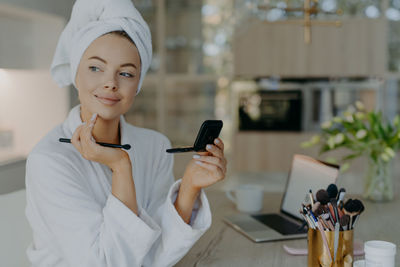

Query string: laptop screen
[280,154,339,220]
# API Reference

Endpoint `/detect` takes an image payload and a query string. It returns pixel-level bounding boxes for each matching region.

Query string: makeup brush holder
[308,229,354,267]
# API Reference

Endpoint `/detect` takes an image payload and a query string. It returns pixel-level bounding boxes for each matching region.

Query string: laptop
[223,154,340,242]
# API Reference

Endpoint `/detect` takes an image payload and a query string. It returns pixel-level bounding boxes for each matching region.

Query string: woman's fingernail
[90,136,95,142]
[193,154,201,159]
[206,144,212,150]
[195,161,202,165]
[215,139,220,144]
[90,113,97,122]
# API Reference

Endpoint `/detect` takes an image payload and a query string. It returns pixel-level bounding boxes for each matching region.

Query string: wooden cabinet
[234,18,387,78]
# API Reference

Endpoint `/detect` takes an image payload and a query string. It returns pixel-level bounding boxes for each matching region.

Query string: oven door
[239,90,302,131]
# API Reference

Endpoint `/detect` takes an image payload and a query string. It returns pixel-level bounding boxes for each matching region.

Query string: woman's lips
[95,95,120,105]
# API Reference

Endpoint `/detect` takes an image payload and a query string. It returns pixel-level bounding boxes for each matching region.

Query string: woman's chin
[89,102,122,119]
[97,111,122,121]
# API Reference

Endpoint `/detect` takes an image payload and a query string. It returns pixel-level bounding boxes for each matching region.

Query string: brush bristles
[316,189,330,205]
[340,214,350,227]
[312,202,324,216]
[300,188,364,232]
[344,199,354,212]
[327,184,338,199]
[352,199,365,213]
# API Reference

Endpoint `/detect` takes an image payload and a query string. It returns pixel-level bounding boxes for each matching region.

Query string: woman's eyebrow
[88,56,137,69]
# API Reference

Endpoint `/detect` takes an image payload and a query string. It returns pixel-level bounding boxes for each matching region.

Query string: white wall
[0,0,74,20]
[0,3,66,69]
[0,3,69,156]
[0,69,69,156]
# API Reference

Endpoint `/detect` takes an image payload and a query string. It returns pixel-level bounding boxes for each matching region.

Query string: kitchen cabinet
[234,18,386,78]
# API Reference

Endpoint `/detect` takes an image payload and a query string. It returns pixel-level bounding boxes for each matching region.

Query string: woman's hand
[182,137,227,190]
[174,138,227,223]
[71,114,129,170]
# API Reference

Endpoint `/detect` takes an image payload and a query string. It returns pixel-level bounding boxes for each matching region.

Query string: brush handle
[317,220,333,261]
[331,201,340,222]
[327,203,337,223]
[333,222,340,261]
[352,214,360,229]
[349,215,354,230]
[59,138,131,150]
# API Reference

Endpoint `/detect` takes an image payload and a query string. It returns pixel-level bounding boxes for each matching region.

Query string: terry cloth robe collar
[62,104,137,196]
[64,104,130,148]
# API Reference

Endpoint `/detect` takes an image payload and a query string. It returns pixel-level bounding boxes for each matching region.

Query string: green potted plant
[301,101,399,202]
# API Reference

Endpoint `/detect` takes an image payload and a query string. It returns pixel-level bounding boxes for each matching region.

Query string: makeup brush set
[300,184,365,232]
[300,184,365,266]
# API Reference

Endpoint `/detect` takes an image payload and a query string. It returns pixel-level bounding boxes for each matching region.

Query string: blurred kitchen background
[3,0,400,266]
[2,0,400,194]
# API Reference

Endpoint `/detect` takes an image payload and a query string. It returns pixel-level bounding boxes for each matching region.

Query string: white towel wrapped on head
[50,0,152,95]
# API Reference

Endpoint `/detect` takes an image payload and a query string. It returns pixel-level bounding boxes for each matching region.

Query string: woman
[25,0,227,266]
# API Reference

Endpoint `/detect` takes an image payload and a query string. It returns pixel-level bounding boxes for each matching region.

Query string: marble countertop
[176,190,400,267]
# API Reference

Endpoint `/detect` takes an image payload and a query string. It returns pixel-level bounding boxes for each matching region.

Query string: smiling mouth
[95,95,120,105]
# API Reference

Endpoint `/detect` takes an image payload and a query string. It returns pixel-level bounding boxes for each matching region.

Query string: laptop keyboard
[251,214,307,235]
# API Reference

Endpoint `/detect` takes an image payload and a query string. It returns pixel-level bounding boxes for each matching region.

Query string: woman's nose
[104,83,117,91]
[103,75,118,91]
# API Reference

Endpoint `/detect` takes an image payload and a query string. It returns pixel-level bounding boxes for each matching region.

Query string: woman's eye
[89,66,100,72]
[120,72,134,78]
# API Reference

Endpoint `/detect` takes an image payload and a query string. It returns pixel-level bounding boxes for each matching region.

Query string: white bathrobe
[25,105,212,267]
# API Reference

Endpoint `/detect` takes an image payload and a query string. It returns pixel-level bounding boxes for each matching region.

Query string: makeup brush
[312,202,322,215]
[313,203,330,230]
[336,188,346,208]
[298,210,310,231]
[298,204,313,231]
[329,198,340,262]
[299,192,313,231]
[321,205,335,226]
[350,199,365,229]
[352,199,365,213]
[343,199,354,212]
[309,189,315,208]
[343,199,359,229]
[330,198,341,221]
[334,220,340,261]
[59,138,131,150]
[316,189,330,205]
[321,213,335,231]
[340,214,350,231]
[316,206,325,218]
[318,215,329,230]
[303,205,316,229]
[327,202,337,223]
[320,192,337,223]
[327,184,338,199]
[309,209,333,261]
[319,204,334,230]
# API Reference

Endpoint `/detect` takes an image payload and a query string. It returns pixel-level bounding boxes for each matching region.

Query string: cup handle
[226,190,236,204]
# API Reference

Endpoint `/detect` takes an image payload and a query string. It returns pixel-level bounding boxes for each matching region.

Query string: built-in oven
[238,90,302,131]
[235,78,382,132]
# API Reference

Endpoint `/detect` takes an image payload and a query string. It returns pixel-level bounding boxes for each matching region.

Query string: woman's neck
[80,106,121,145]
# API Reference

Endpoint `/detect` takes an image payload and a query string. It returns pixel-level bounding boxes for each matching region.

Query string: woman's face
[75,33,141,120]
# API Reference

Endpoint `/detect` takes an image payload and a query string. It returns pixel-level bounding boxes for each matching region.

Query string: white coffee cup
[226,184,264,213]
[364,240,397,267]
